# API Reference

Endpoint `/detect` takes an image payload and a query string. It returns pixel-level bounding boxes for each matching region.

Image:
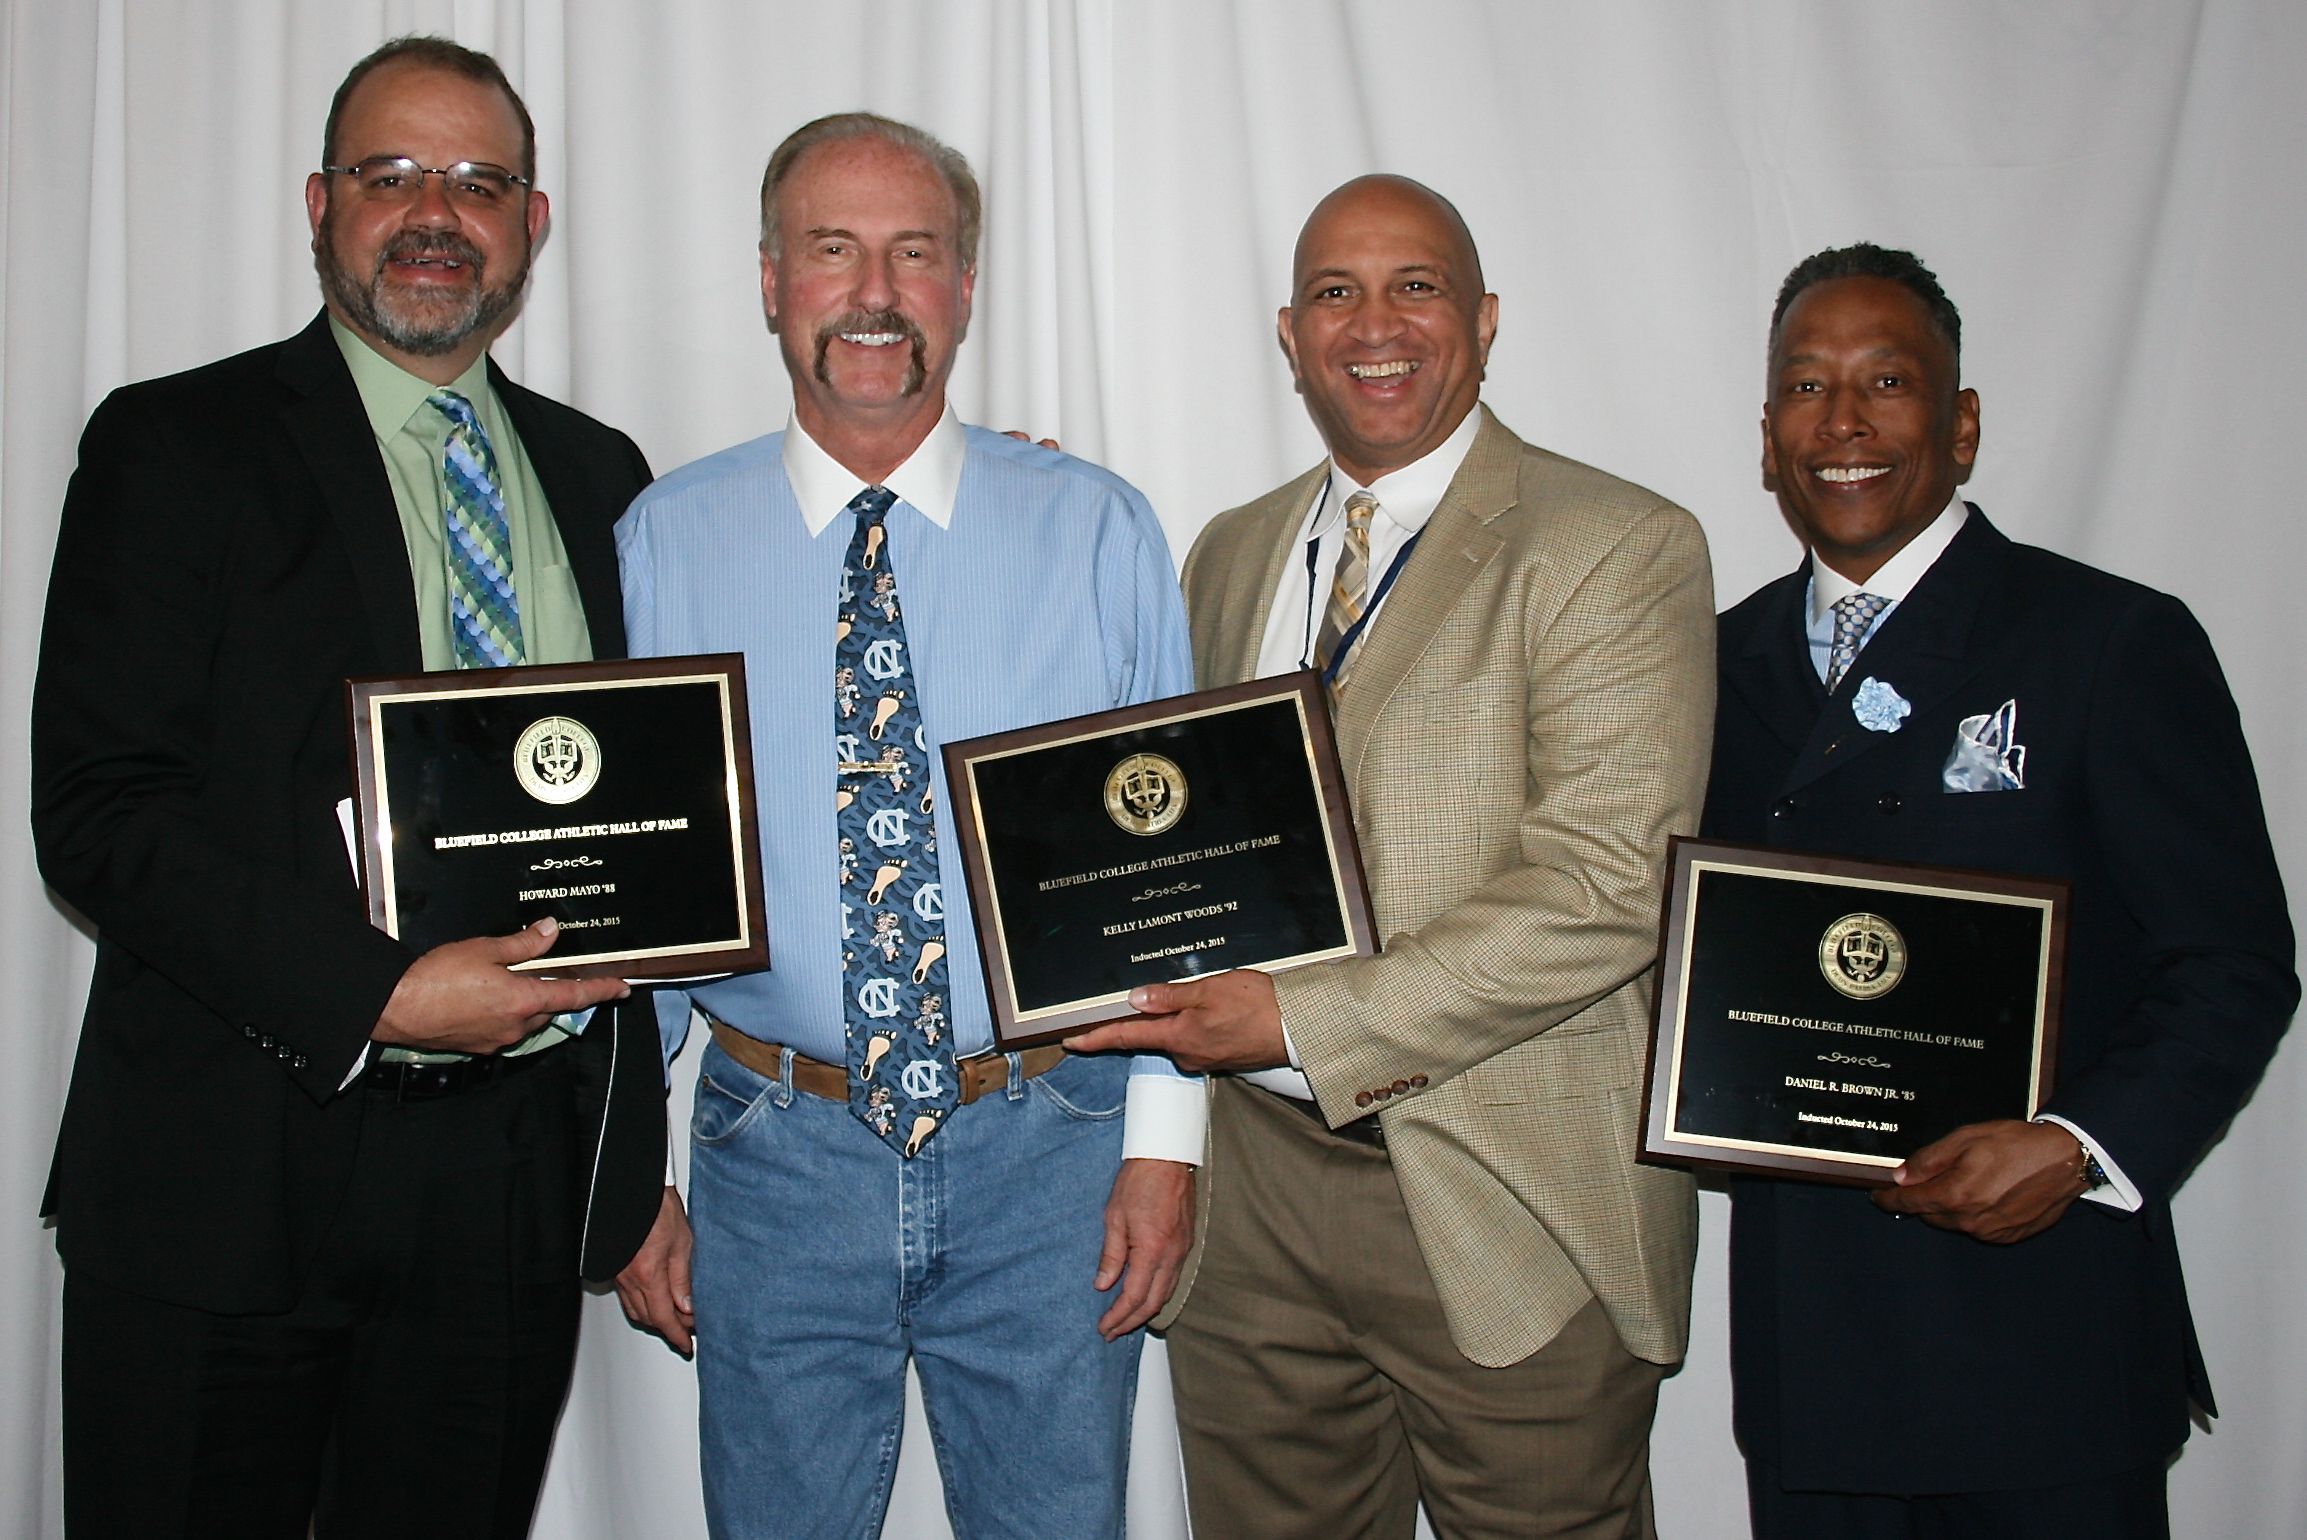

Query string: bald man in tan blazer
[1070,178,1713,1538]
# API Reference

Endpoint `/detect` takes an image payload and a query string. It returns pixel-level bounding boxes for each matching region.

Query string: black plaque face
[348,656,768,979]
[1642,839,2066,1184]
[944,672,1375,1048]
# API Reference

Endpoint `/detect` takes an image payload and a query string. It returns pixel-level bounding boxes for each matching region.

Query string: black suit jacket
[1704,509,2296,1492]
[32,314,664,1310]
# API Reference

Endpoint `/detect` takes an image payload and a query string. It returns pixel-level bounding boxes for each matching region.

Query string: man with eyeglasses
[32,35,662,1539]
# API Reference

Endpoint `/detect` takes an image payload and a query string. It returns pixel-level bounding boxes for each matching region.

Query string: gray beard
[317,229,527,358]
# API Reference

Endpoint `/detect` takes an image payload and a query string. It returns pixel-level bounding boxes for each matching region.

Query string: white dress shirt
[782,403,965,532]
[1805,494,1969,674]
[1240,409,1483,1100]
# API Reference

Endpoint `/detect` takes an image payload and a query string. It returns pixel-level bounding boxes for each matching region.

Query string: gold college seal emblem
[1818,911,1906,1000]
[514,715,602,806]
[1104,752,1186,836]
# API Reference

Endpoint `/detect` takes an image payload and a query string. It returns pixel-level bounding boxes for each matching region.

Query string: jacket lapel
[274,314,424,672]
[1777,509,2008,796]
[1333,408,1513,783]
[1720,565,1825,760]
[495,365,628,657]
[1198,462,1325,688]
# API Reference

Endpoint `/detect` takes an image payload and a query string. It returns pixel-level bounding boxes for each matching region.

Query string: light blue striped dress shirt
[617,417,1202,1153]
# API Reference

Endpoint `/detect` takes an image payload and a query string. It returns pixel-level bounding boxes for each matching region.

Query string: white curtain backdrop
[4,3,2300,1535]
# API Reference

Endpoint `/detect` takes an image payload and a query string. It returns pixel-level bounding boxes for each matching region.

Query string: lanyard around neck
[1300,488,1424,687]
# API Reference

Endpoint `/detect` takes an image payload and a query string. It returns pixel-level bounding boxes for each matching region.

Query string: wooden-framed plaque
[347,654,767,979]
[943,671,1376,1048]
[1641,837,2067,1184]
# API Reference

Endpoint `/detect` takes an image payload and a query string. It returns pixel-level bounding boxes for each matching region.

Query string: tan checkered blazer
[1161,408,1712,1368]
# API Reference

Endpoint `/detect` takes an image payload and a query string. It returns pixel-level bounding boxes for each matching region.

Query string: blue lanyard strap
[1306,524,1425,689]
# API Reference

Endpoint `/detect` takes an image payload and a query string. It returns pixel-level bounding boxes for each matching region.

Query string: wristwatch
[2073,1134,2110,1191]
[2038,1117,2110,1192]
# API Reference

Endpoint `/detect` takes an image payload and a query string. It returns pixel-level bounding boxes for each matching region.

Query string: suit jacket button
[1391,1079,1411,1095]
[1877,792,1902,814]
[1409,1074,1429,1089]
[1354,1090,1374,1108]
[1772,798,1797,818]
[1373,1086,1392,1101]
[241,1024,258,1040]
[291,1055,309,1071]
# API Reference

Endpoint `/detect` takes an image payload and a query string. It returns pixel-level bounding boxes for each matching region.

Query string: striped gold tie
[1313,490,1379,697]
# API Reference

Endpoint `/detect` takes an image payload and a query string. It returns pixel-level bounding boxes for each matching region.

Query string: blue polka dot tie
[835,488,958,1156]
[1826,590,1890,692]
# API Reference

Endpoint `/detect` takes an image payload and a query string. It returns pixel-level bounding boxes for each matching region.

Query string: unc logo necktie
[835,488,958,1156]
[429,389,523,668]
[1314,489,1379,697]
[1826,590,1890,691]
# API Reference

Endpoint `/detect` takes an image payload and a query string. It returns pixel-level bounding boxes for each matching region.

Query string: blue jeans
[689,1039,1142,1540]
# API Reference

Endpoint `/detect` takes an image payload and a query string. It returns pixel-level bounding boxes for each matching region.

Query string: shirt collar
[1808,495,1969,626]
[329,314,492,442]
[1302,406,1483,543]
[783,407,966,536]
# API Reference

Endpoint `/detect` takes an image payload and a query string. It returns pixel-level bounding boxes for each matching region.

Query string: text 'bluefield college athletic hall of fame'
[1642,837,2068,1184]
[943,670,1376,1049]
[348,653,768,979]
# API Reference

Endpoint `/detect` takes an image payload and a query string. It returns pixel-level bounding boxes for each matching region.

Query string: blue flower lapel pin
[1850,677,1912,733]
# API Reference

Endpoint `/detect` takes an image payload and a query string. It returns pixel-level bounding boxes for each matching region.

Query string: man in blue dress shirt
[612,113,1202,1539]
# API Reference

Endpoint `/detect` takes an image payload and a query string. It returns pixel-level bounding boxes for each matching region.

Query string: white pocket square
[1943,698,2026,792]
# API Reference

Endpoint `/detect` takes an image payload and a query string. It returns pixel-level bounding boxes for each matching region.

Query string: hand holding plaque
[943,672,1376,1049]
[1641,838,2068,1185]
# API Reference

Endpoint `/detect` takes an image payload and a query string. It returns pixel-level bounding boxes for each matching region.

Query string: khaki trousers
[1166,1079,1663,1540]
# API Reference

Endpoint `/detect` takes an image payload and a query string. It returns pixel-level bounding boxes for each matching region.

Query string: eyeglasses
[320,157,531,208]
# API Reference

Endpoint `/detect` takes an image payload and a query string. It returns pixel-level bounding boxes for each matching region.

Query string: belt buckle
[370,1057,479,1102]
[955,1053,1007,1107]
[398,1061,458,1101]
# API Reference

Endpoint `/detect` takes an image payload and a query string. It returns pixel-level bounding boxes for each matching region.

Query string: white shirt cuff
[1121,1071,1207,1165]
[2036,1113,2143,1212]
[338,1042,372,1092]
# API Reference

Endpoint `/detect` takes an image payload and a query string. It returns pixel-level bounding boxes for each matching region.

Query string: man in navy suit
[1704,243,2295,1538]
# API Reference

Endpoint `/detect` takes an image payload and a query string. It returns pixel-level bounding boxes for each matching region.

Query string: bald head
[1293,175,1485,298]
[1280,175,1497,485]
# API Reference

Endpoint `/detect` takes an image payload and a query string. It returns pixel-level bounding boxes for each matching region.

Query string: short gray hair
[759,113,981,270]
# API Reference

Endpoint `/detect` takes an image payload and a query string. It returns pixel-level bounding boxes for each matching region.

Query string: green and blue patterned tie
[430,389,523,669]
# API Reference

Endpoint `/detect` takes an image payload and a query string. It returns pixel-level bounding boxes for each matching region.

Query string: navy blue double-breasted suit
[1705,508,2295,1492]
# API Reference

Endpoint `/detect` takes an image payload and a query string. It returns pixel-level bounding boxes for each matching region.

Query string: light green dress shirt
[331,319,591,1059]
[330,318,593,668]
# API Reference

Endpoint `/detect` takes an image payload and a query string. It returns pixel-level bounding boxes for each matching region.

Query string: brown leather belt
[708,1020,1065,1106]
